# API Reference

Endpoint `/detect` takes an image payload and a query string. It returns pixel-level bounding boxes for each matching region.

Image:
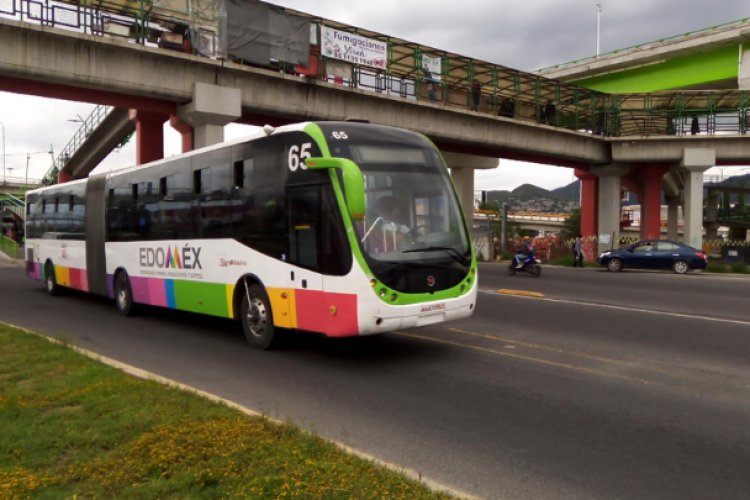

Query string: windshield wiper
[402,246,470,266]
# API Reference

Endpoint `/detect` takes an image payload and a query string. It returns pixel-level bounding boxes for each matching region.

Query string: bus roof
[27,121,428,196]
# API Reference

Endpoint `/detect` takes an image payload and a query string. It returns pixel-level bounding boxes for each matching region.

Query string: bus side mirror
[305,157,365,220]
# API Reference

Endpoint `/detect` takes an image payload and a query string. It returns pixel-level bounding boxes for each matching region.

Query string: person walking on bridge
[470,79,481,111]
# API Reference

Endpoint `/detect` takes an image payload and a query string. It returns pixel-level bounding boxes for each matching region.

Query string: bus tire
[114,271,136,317]
[240,283,276,349]
[45,261,59,296]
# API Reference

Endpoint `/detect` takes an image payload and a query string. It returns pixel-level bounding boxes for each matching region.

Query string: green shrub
[549,255,574,266]
[730,261,749,274]
[706,260,730,273]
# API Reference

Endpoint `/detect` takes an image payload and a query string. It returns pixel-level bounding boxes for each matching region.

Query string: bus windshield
[331,140,472,292]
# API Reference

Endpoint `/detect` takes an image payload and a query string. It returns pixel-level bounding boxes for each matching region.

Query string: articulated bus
[25,121,476,348]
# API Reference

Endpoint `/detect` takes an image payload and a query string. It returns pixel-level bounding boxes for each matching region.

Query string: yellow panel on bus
[267,287,297,329]
[56,266,71,287]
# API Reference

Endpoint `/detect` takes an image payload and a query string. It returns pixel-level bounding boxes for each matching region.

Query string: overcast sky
[1,0,748,189]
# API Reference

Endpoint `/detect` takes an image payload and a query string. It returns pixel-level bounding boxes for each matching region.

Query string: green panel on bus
[173,280,230,317]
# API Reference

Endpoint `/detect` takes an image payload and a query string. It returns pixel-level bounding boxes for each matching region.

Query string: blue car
[598,239,708,274]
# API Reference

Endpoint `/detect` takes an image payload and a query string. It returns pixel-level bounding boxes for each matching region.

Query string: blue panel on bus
[165,280,176,308]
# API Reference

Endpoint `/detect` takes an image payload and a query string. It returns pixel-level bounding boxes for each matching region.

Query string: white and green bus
[25,121,477,348]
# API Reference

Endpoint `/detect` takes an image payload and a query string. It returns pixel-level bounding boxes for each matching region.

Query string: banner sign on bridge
[321,26,387,69]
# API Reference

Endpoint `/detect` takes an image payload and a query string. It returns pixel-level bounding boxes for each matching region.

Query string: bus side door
[285,186,325,333]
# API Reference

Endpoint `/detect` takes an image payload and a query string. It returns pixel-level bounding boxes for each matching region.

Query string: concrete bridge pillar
[665,195,681,241]
[177,82,241,149]
[58,170,74,184]
[592,163,629,255]
[449,167,475,233]
[704,187,721,240]
[129,109,169,165]
[681,148,715,249]
[169,115,194,153]
[740,45,750,90]
[442,152,499,232]
[575,168,598,238]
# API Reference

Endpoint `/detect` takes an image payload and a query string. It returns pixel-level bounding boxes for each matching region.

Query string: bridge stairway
[0,193,24,220]
[43,105,134,185]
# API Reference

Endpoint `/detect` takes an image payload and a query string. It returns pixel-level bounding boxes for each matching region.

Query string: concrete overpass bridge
[3,2,750,253]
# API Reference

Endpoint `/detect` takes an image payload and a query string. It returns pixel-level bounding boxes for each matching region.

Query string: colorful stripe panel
[116,278,360,336]
[29,266,361,337]
[27,262,89,293]
[123,275,233,318]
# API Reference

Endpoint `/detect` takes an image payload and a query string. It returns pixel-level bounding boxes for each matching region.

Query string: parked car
[598,240,708,274]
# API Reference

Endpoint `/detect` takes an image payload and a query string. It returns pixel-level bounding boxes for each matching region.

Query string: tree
[478,201,500,212]
[561,208,581,240]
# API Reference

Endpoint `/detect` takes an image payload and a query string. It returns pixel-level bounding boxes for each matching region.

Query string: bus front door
[286,186,324,333]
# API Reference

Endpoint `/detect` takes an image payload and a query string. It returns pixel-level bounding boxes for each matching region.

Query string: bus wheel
[45,262,59,296]
[114,271,136,317]
[240,284,276,349]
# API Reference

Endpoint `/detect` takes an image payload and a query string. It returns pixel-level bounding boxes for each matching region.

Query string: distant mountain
[513,183,552,200]
[719,173,750,187]
[479,173,750,210]
[550,181,579,201]
[483,190,512,205]
[484,180,580,205]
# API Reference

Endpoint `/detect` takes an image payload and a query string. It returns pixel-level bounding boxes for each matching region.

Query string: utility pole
[501,203,508,259]
[596,2,602,57]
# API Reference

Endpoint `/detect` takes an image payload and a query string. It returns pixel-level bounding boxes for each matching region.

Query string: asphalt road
[2,259,749,499]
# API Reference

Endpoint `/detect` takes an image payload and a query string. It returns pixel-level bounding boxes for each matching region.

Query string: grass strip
[0,325,456,499]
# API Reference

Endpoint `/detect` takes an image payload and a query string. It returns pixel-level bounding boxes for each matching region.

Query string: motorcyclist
[513,237,533,269]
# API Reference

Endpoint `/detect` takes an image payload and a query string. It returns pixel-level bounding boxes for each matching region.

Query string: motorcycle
[508,249,542,277]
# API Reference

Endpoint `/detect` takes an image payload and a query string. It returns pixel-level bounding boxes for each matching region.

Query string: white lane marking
[479,288,750,327]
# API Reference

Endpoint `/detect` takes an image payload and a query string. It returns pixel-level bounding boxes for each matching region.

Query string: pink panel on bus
[130,276,167,307]
[27,261,41,280]
[295,289,359,337]
[147,278,168,307]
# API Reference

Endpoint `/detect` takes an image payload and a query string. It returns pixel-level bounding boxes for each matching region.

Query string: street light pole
[596,2,602,57]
